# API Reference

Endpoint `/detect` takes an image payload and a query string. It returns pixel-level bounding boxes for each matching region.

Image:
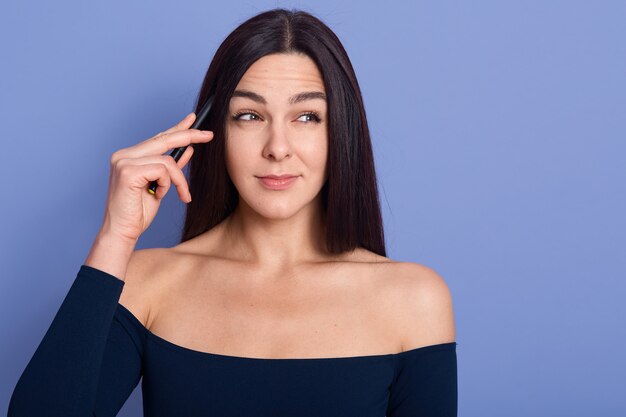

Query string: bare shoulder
[385,262,456,351]
[341,249,456,350]
[117,247,173,328]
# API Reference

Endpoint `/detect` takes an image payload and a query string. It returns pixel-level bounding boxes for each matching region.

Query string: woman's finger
[176,144,195,170]
[119,153,192,202]
[114,129,213,161]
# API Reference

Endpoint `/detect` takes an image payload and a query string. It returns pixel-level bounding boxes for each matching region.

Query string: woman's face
[225,52,329,220]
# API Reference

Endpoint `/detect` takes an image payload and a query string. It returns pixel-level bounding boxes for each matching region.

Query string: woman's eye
[232,112,260,121]
[232,111,322,123]
[297,112,322,123]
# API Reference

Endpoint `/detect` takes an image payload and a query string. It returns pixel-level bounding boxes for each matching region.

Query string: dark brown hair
[181,7,386,256]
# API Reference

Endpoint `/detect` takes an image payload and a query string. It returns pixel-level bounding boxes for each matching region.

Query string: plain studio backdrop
[0,1,624,416]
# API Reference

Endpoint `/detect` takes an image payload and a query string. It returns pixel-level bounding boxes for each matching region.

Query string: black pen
[147,95,215,195]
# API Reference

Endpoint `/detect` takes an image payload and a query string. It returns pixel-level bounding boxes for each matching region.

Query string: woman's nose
[262,123,292,160]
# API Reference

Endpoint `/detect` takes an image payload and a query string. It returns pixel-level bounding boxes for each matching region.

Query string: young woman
[9,8,457,417]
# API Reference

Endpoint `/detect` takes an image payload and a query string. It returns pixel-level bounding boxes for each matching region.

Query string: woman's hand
[99,112,214,244]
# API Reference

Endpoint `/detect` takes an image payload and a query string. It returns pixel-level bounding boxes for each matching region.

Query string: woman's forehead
[236,53,325,91]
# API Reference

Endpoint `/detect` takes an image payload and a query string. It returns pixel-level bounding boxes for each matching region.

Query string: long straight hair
[181,8,386,256]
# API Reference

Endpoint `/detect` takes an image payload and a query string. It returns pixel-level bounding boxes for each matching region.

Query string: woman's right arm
[7,247,138,417]
[8,112,214,416]
[84,230,137,282]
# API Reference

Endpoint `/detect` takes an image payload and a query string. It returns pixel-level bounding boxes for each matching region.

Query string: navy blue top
[8,264,458,417]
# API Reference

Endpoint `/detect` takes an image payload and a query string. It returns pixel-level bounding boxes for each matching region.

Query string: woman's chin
[241,198,305,220]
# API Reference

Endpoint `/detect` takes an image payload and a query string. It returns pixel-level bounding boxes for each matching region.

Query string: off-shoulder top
[8,264,458,416]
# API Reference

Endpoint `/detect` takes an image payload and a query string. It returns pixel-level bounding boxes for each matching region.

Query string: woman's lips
[257,175,299,190]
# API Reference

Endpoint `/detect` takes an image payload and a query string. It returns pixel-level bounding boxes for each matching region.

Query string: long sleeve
[386,342,458,417]
[8,265,146,417]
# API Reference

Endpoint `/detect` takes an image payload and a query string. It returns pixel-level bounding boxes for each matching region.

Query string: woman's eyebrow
[231,89,327,105]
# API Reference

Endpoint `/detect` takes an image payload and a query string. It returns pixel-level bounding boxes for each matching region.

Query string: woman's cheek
[302,136,328,171]
[228,141,258,180]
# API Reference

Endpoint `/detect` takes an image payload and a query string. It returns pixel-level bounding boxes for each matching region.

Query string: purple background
[1,1,624,415]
